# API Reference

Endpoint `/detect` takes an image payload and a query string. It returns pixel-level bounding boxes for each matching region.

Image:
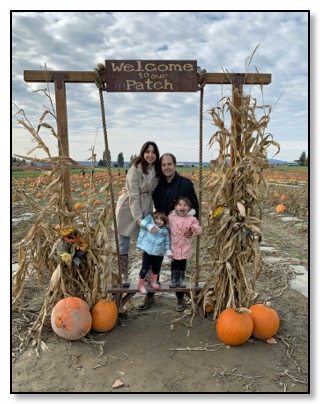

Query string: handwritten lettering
[110,61,195,73]
[126,79,173,91]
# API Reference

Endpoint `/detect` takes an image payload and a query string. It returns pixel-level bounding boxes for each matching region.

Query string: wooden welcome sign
[105,60,198,92]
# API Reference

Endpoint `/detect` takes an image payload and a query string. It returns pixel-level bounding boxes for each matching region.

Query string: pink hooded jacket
[168,209,202,260]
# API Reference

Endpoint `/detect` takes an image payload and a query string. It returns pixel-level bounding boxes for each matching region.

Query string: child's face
[155,217,165,227]
[175,200,190,216]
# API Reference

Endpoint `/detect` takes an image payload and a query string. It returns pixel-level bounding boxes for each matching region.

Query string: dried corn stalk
[12,101,119,345]
[199,92,280,320]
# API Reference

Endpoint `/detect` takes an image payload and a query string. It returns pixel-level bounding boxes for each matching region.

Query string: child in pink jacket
[168,196,202,288]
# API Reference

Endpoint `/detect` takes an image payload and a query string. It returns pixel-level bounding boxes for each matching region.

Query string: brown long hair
[133,141,161,176]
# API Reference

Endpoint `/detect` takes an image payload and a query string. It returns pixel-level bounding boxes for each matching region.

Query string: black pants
[139,252,163,279]
[171,259,187,272]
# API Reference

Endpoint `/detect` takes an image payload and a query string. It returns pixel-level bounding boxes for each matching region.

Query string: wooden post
[53,74,71,210]
[230,74,244,168]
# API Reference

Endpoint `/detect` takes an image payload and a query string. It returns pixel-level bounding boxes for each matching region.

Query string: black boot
[120,255,130,287]
[175,292,186,312]
[178,270,186,288]
[169,270,179,288]
[137,293,155,310]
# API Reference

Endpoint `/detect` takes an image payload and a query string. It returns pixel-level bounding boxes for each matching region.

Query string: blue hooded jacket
[137,214,172,257]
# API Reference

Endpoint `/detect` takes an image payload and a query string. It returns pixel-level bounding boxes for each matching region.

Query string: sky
[11,11,309,164]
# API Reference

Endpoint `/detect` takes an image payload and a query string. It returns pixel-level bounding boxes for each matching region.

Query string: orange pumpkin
[51,297,92,340]
[93,200,100,206]
[275,204,286,214]
[205,304,213,314]
[249,303,280,339]
[36,192,43,198]
[75,202,84,210]
[216,308,253,346]
[91,300,118,332]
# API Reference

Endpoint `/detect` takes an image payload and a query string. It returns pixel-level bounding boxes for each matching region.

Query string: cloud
[11,11,309,163]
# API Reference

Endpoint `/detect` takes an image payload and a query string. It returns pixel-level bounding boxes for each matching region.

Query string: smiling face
[144,145,157,168]
[155,217,165,227]
[160,154,176,182]
[175,199,191,216]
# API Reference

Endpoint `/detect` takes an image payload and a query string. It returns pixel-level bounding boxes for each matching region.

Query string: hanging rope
[195,70,206,286]
[94,63,122,285]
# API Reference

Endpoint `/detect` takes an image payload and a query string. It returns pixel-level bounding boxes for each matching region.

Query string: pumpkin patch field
[11,166,309,393]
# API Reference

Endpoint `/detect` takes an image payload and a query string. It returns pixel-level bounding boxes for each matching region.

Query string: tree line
[97,150,137,168]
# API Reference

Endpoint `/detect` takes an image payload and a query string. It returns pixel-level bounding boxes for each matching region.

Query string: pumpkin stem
[234,307,252,314]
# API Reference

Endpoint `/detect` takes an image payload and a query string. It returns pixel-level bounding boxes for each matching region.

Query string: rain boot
[138,278,147,295]
[178,270,186,288]
[150,274,160,290]
[145,267,152,284]
[169,269,179,288]
[120,254,130,287]
[175,292,186,312]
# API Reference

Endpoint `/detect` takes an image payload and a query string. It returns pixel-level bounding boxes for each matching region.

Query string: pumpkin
[280,194,287,201]
[249,303,280,339]
[36,192,43,198]
[91,300,118,332]
[205,304,213,314]
[216,307,253,346]
[75,202,84,210]
[275,204,286,214]
[51,297,92,340]
[93,200,100,206]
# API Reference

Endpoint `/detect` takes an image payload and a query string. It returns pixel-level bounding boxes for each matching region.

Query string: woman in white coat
[116,141,161,287]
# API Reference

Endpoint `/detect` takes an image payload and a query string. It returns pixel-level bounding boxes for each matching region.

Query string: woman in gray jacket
[115,141,161,287]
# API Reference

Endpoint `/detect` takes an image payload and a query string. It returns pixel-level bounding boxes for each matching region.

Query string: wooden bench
[108,281,213,317]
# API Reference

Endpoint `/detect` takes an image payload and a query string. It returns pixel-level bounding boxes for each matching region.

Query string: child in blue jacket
[136,211,172,294]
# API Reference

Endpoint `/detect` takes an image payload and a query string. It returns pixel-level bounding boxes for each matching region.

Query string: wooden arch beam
[23,69,272,202]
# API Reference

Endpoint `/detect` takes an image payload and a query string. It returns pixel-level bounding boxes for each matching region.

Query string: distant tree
[117,152,124,168]
[128,154,137,168]
[98,159,105,167]
[298,151,307,166]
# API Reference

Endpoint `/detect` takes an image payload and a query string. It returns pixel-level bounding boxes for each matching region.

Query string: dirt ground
[11,206,309,394]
